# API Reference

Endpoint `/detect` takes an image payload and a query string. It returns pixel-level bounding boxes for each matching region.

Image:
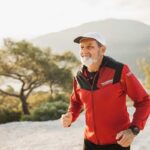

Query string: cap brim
[74,36,84,43]
[74,36,97,44]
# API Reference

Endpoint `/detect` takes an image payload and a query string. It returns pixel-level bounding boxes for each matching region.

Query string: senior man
[61,32,150,150]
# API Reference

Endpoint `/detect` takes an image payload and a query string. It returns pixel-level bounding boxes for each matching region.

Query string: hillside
[32,19,150,77]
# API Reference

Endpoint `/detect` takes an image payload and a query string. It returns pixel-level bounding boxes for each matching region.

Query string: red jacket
[68,56,150,145]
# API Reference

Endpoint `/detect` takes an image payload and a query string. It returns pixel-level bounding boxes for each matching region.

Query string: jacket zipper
[83,72,100,144]
[91,72,100,144]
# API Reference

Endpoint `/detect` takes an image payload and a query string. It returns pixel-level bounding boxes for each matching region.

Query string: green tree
[0,39,50,114]
[0,39,79,115]
[53,51,80,69]
[48,51,80,96]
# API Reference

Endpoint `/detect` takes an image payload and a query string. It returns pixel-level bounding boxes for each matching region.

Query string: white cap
[74,32,106,46]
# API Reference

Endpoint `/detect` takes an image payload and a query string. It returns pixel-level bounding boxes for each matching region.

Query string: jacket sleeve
[121,64,150,130]
[67,77,83,123]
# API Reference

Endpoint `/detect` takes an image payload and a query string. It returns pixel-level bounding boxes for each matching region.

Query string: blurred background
[0,0,150,150]
[0,0,150,123]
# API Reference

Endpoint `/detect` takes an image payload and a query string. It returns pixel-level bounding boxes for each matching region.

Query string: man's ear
[101,46,106,54]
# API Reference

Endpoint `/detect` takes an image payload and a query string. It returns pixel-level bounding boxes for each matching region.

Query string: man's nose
[81,47,89,53]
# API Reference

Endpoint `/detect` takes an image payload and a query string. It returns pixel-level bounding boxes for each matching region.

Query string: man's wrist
[129,125,140,135]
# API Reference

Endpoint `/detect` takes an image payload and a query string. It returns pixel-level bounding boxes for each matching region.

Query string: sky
[0,0,150,45]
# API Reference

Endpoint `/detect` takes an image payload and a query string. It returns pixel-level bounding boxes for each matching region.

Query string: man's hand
[61,112,72,128]
[116,129,136,147]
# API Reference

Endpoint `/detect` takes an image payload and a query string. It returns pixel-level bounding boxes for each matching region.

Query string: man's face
[79,38,105,62]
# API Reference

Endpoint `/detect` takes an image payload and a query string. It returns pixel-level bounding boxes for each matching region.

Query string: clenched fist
[116,129,136,147]
[61,112,72,128]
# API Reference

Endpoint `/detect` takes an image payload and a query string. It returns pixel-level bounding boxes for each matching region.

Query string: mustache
[81,55,91,57]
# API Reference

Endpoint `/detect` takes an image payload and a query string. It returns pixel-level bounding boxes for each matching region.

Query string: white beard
[80,56,97,67]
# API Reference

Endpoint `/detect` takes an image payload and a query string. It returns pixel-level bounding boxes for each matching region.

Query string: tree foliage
[139,58,150,90]
[0,39,79,115]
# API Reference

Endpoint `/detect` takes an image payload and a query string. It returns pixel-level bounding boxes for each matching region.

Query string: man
[61,32,150,150]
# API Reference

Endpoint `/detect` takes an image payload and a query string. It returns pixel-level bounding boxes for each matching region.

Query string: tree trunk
[20,96,30,115]
[49,83,53,98]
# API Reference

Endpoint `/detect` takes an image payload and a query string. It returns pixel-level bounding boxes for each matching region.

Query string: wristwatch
[129,126,140,135]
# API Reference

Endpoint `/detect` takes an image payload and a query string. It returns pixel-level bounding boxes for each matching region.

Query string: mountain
[31,19,150,77]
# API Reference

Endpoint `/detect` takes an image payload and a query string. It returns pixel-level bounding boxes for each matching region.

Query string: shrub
[21,115,33,121]
[21,100,68,121]
[0,108,21,124]
[48,93,69,102]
